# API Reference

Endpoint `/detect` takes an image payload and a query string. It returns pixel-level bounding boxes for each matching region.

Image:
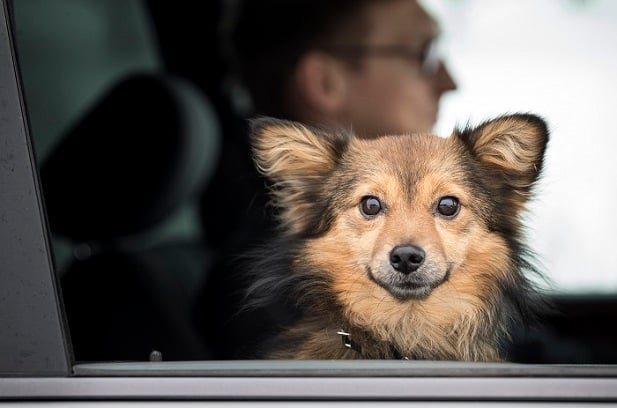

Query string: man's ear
[250,117,349,234]
[455,114,549,206]
[293,51,347,115]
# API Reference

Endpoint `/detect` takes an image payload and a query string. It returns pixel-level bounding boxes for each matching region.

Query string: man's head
[229,0,456,137]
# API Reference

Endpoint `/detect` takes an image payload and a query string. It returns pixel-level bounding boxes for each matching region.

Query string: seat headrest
[41,73,220,242]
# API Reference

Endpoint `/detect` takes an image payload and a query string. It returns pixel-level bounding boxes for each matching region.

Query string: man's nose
[433,61,457,96]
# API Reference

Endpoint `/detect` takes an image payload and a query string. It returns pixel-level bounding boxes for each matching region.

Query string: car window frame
[1,0,617,403]
[0,0,70,377]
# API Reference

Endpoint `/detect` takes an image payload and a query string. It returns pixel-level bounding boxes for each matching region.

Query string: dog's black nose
[390,245,425,274]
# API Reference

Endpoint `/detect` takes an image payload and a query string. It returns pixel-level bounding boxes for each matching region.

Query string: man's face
[341,0,456,137]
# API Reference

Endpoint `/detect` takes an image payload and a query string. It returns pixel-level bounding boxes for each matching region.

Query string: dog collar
[337,329,410,360]
[337,330,361,353]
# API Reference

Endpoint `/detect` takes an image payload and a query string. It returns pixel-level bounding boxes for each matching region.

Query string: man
[199,0,457,358]
[228,0,456,136]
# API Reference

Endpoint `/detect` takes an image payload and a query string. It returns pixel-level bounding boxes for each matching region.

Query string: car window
[7,0,617,371]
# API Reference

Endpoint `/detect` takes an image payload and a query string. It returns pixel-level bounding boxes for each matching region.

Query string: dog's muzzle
[367,244,448,301]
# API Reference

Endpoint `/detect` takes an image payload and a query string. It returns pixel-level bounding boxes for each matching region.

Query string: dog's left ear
[456,114,549,204]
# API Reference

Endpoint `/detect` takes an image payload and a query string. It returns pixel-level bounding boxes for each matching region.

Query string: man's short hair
[224,0,384,119]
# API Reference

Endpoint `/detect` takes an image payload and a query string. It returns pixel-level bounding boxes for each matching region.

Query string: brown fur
[248,114,549,361]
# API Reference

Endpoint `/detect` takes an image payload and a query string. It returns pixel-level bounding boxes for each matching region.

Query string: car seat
[41,73,220,362]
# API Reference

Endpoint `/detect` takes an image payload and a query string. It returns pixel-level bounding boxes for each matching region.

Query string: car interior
[9,0,617,366]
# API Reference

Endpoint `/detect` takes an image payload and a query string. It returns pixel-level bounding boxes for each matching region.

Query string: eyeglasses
[321,41,441,76]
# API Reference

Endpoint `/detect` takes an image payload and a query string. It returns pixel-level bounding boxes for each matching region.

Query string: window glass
[424,0,617,294]
[12,0,219,362]
[10,0,617,366]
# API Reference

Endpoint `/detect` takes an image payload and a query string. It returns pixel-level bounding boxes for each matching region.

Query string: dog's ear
[456,114,549,206]
[250,117,349,234]
[250,117,346,181]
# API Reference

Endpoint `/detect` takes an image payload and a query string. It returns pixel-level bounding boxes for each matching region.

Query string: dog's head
[250,115,548,308]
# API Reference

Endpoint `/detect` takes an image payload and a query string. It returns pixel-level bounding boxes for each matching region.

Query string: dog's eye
[437,196,460,217]
[360,196,383,217]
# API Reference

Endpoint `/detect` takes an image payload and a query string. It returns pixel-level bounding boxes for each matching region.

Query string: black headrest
[41,73,220,242]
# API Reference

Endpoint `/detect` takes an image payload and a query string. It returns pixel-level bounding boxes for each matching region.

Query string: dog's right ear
[250,117,346,182]
[249,117,349,234]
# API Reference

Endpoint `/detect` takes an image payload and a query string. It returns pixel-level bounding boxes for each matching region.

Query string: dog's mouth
[387,281,434,301]
[366,265,452,302]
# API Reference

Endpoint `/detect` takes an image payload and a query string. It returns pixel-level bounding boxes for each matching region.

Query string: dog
[245,114,549,361]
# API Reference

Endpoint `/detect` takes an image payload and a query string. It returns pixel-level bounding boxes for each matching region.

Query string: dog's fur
[246,114,549,361]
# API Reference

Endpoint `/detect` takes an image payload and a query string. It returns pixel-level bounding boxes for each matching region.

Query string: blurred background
[426,0,617,294]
